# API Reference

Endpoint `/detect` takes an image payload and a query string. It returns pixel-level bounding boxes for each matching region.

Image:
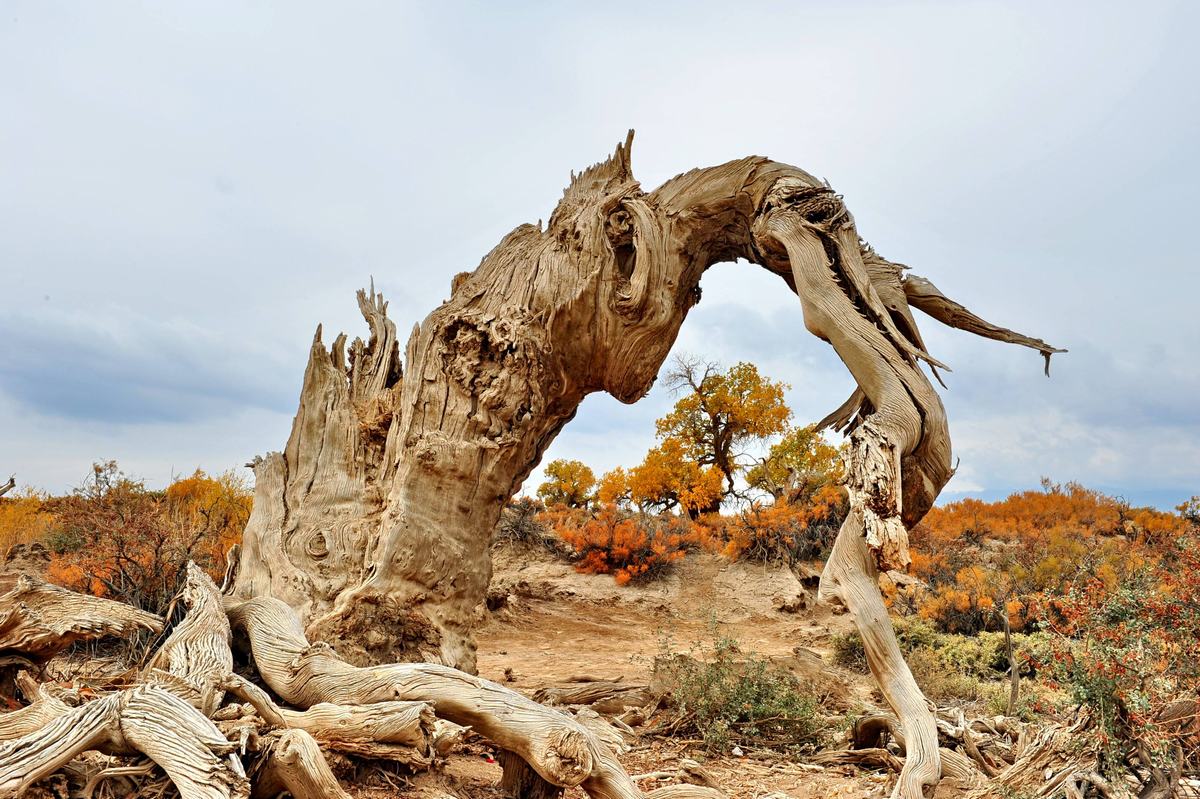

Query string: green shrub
[654,630,826,755]
[981,681,1065,722]
[829,629,867,670]
[829,617,1049,682]
[907,648,982,703]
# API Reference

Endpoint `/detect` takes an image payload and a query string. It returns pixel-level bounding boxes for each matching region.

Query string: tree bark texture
[231,133,1062,798]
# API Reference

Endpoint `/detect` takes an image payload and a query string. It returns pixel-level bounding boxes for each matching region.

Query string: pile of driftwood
[0,565,718,799]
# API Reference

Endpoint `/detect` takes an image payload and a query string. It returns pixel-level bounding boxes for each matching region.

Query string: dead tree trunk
[233,133,1061,798]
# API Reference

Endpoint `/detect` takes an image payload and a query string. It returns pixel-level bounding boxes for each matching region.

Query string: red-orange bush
[547,504,696,585]
[696,485,845,563]
[908,482,1189,634]
[1043,525,1200,777]
[46,462,251,614]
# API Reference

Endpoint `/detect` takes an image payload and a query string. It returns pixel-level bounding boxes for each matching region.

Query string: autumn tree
[536,458,596,508]
[652,357,791,512]
[746,424,843,505]
[627,437,724,517]
[595,467,632,506]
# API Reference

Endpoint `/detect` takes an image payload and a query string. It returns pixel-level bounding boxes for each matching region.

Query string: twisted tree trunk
[232,133,1061,798]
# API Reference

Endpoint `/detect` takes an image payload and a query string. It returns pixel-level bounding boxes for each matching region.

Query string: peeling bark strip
[232,133,1060,798]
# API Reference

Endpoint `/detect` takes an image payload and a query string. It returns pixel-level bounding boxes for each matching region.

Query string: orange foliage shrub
[0,488,54,554]
[1044,524,1200,776]
[908,481,1189,634]
[545,504,696,584]
[46,462,251,613]
[696,485,846,563]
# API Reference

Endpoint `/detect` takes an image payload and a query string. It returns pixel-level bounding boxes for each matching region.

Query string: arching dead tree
[226,133,1061,798]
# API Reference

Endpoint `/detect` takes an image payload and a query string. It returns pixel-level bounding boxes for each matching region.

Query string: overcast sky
[2,1,1197,509]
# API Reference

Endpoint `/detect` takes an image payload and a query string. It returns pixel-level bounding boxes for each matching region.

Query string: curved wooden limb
[252,729,352,799]
[118,686,249,799]
[0,672,73,741]
[222,671,435,764]
[818,509,940,799]
[902,273,1065,375]
[229,597,642,797]
[0,574,162,660]
[144,562,233,715]
[0,692,122,796]
[79,759,157,799]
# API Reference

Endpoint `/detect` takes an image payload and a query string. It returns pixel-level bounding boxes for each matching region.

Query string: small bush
[0,488,55,554]
[1044,530,1200,779]
[548,504,695,585]
[982,681,1065,722]
[45,462,250,614]
[829,628,868,671]
[494,497,548,544]
[654,630,826,755]
[906,648,982,703]
[829,617,1049,684]
[696,487,845,564]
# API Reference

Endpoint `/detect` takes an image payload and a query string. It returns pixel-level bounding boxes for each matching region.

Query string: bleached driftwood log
[231,134,1060,797]
[252,729,352,799]
[0,573,161,661]
[0,685,248,799]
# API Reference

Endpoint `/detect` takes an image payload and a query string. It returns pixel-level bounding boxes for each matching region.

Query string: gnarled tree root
[0,574,162,661]
[228,595,643,798]
[252,729,352,799]
[0,685,248,799]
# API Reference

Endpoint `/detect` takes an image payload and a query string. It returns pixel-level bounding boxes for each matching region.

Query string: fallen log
[221,672,435,764]
[252,729,352,799]
[534,682,655,714]
[0,564,658,798]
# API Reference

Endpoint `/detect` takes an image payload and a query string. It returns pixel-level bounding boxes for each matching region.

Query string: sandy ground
[383,543,902,799]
